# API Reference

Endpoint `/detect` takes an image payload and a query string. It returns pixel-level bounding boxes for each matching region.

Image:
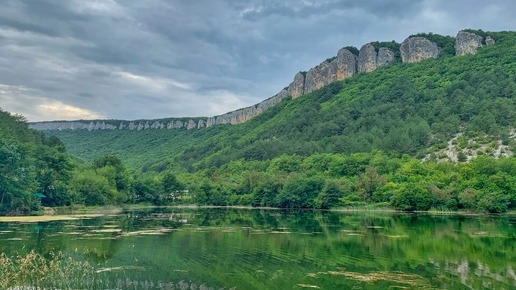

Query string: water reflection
[0,208,515,289]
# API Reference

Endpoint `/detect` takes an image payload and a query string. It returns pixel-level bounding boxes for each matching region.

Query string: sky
[0,0,515,122]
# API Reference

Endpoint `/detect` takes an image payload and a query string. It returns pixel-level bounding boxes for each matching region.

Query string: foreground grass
[0,251,220,289]
[0,251,101,289]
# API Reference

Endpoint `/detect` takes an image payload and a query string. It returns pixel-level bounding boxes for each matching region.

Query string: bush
[390,184,433,211]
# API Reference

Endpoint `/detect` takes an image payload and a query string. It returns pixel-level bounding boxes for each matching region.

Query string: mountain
[4,29,516,213]
[42,29,515,170]
[31,30,489,132]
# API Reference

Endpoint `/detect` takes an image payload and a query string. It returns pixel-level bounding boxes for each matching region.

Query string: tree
[390,183,433,211]
[275,177,323,208]
[315,181,344,209]
[70,170,115,206]
[355,167,386,202]
[0,139,38,214]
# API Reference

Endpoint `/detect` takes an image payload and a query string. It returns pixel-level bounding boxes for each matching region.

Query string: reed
[0,251,105,289]
[0,251,223,289]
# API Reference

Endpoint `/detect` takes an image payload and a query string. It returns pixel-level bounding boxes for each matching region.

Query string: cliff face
[31,89,291,131]
[377,47,395,67]
[455,31,483,55]
[31,29,496,132]
[455,30,496,56]
[335,47,358,80]
[304,60,337,94]
[287,47,358,97]
[287,72,305,99]
[286,42,398,98]
[358,43,377,73]
[400,37,440,63]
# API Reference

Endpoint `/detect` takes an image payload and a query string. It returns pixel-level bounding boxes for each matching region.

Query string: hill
[48,30,516,171]
[28,29,516,213]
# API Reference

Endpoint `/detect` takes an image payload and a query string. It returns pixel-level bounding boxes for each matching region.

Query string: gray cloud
[0,0,515,121]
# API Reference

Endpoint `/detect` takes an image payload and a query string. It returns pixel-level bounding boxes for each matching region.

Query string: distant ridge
[30,29,495,132]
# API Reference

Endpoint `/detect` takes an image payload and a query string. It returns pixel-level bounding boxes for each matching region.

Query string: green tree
[71,170,115,206]
[275,177,323,208]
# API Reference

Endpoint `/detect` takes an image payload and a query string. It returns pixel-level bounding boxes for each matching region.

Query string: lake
[1,208,515,289]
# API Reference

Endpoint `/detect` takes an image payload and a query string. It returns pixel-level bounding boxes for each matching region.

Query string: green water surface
[1,208,515,289]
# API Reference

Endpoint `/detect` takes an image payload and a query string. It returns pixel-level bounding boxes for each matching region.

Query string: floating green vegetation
[0,214,104,223]
[326,269,432,288]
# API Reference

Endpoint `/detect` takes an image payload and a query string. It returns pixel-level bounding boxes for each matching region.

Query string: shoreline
[1,204,514,220]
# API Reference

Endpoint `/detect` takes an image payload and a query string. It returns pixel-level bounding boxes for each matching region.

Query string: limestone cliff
[32,88,290,131]
[358,43,377,73]
[287,47,358,97]
[304,60,338,94]
[400,36,439,63]
[377,47,395,67]
[287,72,305,99]
[357,44,395,73]
[455,31,483,56]
[335,47,358,80]
[485,36,495,46]
[30,29,496,133]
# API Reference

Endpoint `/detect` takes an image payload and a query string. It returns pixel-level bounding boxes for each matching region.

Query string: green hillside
[50,31,516,171]
[0,109,72,214]
[34,30,516,213]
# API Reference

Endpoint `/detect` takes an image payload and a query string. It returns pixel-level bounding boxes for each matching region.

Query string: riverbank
[1,203,514,221]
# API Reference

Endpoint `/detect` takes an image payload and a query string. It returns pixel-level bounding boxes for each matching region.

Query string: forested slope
[32,31,516,213]
[50,31,516,171]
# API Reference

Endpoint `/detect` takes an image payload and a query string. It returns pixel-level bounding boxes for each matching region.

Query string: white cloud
[0,0,514,122]
[0,84,102,121]
[202,90,249,116]
[37,101,103,121]
[117,71,192,90]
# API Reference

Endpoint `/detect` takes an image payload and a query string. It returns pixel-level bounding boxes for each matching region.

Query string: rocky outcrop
[304,60,338,94]
[287,47,358,97]
[287,72,306,99]
[357,44,395,73]
[335,48,357,80]
[205,88,289,127]
[400,37,439,63]
[358,43,377,73]
[377,47,395,67]
[485,36,495,46]
[455,31,483,56]
[30,119,205,131]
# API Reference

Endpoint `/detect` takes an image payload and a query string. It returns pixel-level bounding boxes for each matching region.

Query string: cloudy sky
[0,0,515,121]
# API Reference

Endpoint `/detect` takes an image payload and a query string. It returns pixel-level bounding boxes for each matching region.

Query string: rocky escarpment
[288,42,397,97]
[31,29,497,132]
[377,47,395,67]
[30,89,290,131]
[206,89,288,126]
[298,47,359,96]
[287,72,305,100]
[358,44,395,73]
[455,30,496,56]
[358,43,377,73]
[455,31,483,55]
[400,37,440,63]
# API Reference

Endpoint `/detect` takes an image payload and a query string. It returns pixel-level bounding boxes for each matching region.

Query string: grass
[0,251,223,289]
[0,251,101,289]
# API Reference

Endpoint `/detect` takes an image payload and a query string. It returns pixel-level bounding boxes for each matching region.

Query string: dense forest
[3,30,516,214]
[0,109,183,215]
